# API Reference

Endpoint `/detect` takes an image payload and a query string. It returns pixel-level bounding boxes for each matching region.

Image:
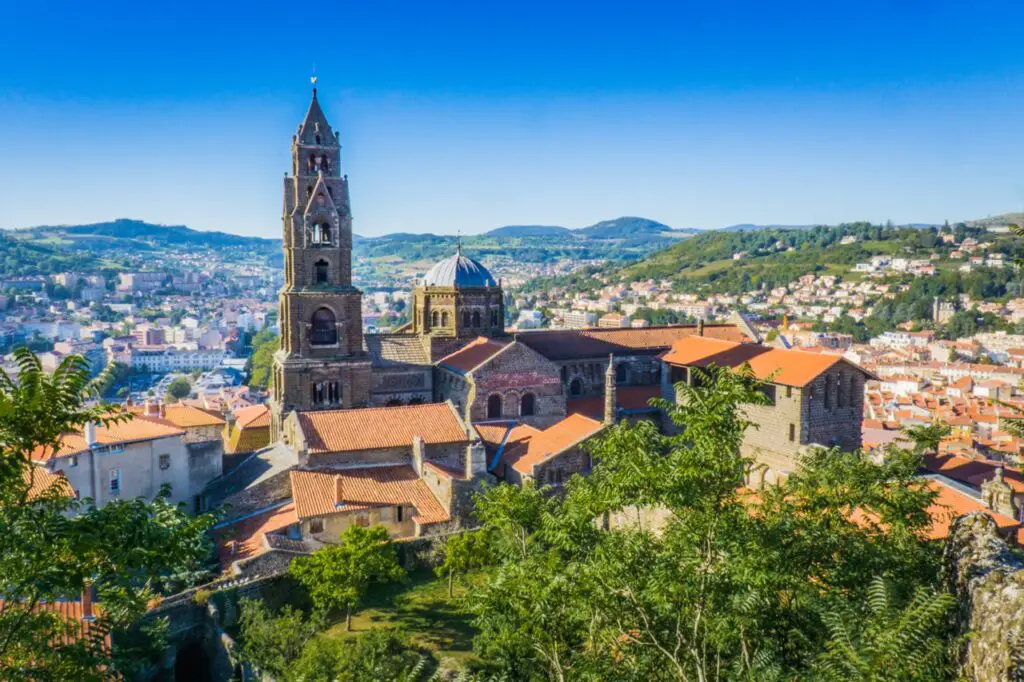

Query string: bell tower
[271,83,371,441]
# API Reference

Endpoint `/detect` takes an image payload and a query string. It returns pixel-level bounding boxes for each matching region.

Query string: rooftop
[290,465,449,525]
[298,402,470,455]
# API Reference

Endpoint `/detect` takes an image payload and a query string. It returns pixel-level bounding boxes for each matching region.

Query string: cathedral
[216,86,869,561]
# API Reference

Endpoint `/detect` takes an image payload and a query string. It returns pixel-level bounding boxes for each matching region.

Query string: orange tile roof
[501,413,604,475]
[290,466,449,525]
[24,466,73,501]
[516,324,749,361]
[924,480,1020,540]
[567,385,662,420]
[234,404,270,429]
[922,453,1024,493]
[662,336,872,387]
[0,599,109,649]
[214,502,298,570]
[438,336,509,373]
[130,403,225,427]
[32,416,185,462]
[299,403,469,455]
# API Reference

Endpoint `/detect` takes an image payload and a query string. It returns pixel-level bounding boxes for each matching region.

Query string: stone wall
[467,342,565,427]
[187,440,223,501]
[558,354,662,398]
[945,512,1024,682]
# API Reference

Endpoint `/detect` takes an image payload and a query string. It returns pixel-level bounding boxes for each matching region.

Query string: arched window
[472,311,481,327]
[314,222,331,244]
[431,311,440,328]
[314,260,329,284]
[615,363,627,384]
[441,312,449,328]
[463,311,471,328]
[320,156,330,173]
[487,394,502,419]
[569,378,583,397]
[311,382,325,405]
[327,382,340,404]
[520,393,535,417]
[308,154,317,172]
[315,134,321,144]
[491,310,499,327]
[310,308,337,346]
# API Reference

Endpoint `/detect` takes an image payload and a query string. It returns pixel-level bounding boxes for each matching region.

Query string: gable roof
[438,336,510,374]
[501,413,604,476]
[516,324,749,361]
[298,402,470,455]
[130,403,225,428]
[662,336,874,388]
[234,404,271,429]
[32,416,185,462]
[24,466,73,501]
[290,466,449,525]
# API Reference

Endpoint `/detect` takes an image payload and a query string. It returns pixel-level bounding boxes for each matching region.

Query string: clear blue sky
[2,0,1023,238]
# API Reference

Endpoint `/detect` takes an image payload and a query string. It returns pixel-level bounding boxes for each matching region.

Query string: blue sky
[2,0,1023,237]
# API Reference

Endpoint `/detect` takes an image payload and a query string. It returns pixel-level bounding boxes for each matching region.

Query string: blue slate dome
[422,246,497,288]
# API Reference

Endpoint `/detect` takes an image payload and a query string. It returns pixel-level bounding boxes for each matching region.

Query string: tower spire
[456,231,462,256]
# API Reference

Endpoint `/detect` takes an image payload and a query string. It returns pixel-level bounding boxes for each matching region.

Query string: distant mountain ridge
[9,218,279,250]
[484,216,697,240]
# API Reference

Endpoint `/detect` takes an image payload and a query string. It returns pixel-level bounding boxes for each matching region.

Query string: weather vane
[311,64,318,88]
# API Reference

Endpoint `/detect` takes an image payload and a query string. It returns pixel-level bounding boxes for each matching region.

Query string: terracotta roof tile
[567,385,662,420]
[924,480,1020,540]
[501,413,604,475]
[290,466,449,525]
[234,404,270,429]
[299,403,469,455]
[663,336,873,387]
[438,336,509,373]
[32,416,185,462]
[517,324,749,361]
[130,403,225,427]
[214,502,298,570]
[24,466,73,501]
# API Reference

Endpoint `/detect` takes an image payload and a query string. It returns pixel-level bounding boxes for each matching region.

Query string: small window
[356,513,370,528]
[521,393,535,417]
[109,469,121,495]
[315,134,321,145]
[786,386,793,399]
[328,381,340,404]
[309,518,324,534]
[69,454,78,468]
[441,311,449,328]
[789,424,796,442]
[491,310,499,327]
[487,394,502,419]
[472,311,481,327]
[569,378,583,397]
[158,454,170,470]
[314,260,329,284]
[431,311,440,328]
[396,505,404,523]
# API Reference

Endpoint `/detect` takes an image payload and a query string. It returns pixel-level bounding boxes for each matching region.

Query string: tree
[236,599,316,682]
[436,529,494,598]
[0,349,215,679]
[165,376,191,401]
[466,364,953,681]
[290,525,406,631]
[246,329,279,390]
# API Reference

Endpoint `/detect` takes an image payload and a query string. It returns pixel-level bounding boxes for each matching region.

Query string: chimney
[125,395,134,408]
[604,354,617,426]
[697,318,705,337]
[84,422,97,447]
[411,435,425,477]
[335,474,344,506]
[158,401,166,419]
[81,581,95,622]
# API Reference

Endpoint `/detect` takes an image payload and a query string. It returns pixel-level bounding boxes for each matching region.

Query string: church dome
[422,248,497,288]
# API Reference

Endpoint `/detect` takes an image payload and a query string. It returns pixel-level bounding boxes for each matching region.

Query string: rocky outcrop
[946,512,1024,681]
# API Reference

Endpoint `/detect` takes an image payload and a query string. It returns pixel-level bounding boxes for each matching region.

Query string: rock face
[946,513,1024,681]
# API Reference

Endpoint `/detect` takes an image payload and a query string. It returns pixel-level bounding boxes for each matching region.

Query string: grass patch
[321,568,484,666]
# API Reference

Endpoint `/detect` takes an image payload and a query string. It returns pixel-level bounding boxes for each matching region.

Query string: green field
[320,568,484,668]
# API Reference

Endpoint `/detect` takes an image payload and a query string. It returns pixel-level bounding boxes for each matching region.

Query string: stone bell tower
[271,83,371,441]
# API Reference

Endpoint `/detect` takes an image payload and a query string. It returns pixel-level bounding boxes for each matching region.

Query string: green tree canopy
[0,349,215,680]
[290,525,407,631]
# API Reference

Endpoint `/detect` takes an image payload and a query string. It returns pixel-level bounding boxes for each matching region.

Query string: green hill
[12,218,279,253]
